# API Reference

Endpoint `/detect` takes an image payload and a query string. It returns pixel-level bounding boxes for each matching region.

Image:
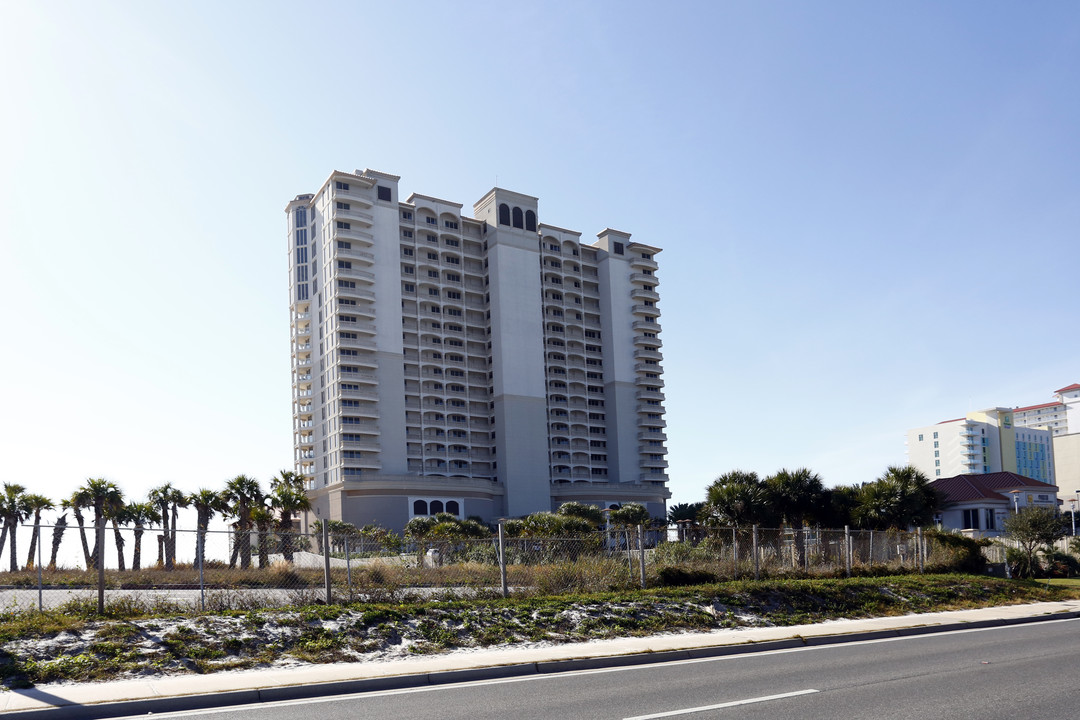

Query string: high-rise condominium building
[286,169,670,531]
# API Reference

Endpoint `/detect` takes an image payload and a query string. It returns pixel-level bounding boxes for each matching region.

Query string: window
[613,241,624,255]
[336,221,351,230]
[403,265,414,274]
[984,509,996,531]
[335,181,349,190]
[377,186,391,201]
[512,207,524,228]
[403,283,415,292]
[445,238,459,247]
[402,210,413,220]
[403,247,414,256]
[444,219,459,229]
[426,217,437,226]
[428,270,439,278]
[962,509,980,530]
[428,288,440,296]
[427,233,438,243]
[336,201,350,210]
[403,230,414,239]
[498,204,511,226]
[294,207,307,227]
[933,431,938,439]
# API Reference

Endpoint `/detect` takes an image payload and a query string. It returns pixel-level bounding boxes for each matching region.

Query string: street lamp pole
[1010,490,1021,514]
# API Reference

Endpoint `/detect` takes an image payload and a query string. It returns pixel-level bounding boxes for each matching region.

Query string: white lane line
[622,689,820,720]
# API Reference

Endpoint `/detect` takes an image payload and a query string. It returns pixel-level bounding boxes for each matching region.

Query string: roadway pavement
[3,599,1079,719]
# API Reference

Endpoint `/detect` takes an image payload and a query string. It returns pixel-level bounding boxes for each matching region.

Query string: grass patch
[0,574,1076,688]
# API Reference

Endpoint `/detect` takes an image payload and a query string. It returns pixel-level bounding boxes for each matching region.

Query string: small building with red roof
[930,472,1059,537]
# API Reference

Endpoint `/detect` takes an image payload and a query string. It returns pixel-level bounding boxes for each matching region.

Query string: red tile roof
[930,472,1058,505]
[937,418,965,425]
[1055,383,1080,394]
[1014,401,1062,412]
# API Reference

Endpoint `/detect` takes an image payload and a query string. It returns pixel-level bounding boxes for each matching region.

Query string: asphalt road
[127,619,1080,720]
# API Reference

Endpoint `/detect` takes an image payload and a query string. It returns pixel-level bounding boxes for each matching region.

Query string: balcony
[334,184,374,207]
[341,438,380,451]
[636,390,665,402]
[335,207,374,225]
[339,336,377,350]
[633,348,663,361]
[336,285,376,302]
[295,357,313,369]
[640,473,668,483]
[334,226,374,244]
[634,362,662,373]
[633,335,662,349]
[631,287,660,302]
[296,389,313,398]
[634,375,664,387]
[337,267,376,283]
[631,304,661,318]
[629,273,659,286]
[295,373,313,383]
[630,257,659,271]
[336,246,375,263]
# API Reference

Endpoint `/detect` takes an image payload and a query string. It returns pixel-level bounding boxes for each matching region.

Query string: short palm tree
[23,494,55,570]
[270,471,310,564]
[223,475,262,569]
[125,502,161,571]
[187,489,225,570]
[0,484,30,571]
[148,483,187,570]
[63,488,93,568]
[81,478,124,570]
[766,468,827,567]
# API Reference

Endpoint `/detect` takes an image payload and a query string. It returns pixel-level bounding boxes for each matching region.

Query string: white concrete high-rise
[286,169,670,530]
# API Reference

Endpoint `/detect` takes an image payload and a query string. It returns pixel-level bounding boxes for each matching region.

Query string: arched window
[498,204,511,225]
[446,500,460,515]
[430,500,445,514]
[413,499,428,516]
[512,207,524,229]
[525,210,537,232]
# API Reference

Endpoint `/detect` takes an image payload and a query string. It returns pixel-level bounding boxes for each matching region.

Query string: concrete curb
[10,609,1080,719]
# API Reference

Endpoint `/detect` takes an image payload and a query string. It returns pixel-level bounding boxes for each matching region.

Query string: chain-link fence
[0,523,992,612]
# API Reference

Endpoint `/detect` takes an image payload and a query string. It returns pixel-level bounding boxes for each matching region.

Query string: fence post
[345,535,353,602]
[803,527,810,573]
[626,530,634,579]
[638,525,646,588]
[752,525,759,581]
[917,527,924,574]
[322,525,332,605]
[732,527,738,580]
[868,530,873,569]
[37,525,44,612]
[197,530,205,612]
[97,517,106,614]
[498,521,508,598]
[844,525,851,578]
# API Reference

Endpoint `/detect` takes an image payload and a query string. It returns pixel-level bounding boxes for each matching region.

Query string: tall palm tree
[187,489,224,570]
[23,494,54,570]
[270,470,310,564]
[125,502,161,571]
[222,475,262,569]
[0,484,30,571]
[148,483,187,570]
[106,493,130,572]
[63,488,93,569]
[81,478,124,570]
[765,468,827,567]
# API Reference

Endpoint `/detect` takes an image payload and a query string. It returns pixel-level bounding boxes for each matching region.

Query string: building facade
[286,169,670,531]
[906,408,1055,485]
[1012,384,1080,503]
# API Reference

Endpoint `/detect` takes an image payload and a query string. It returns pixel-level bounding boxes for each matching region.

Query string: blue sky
[1,1,1077,513]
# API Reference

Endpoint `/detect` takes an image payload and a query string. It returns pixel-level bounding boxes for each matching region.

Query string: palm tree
[148,483,187,570]
[187,489,225,570]
[222,475,262,569]
[23,494,54,570]
[765,468,827,567]
[48,514,68,570]
[125,502,161,571]
[81,478,124,570]
[667,502,704,525]
[63,488,93,569]
[703,471,774,527]
[854,465,940,530]
[270,471,310,564]
[0,484,30,571]
[251,503,275,569]
[106,493,130,572]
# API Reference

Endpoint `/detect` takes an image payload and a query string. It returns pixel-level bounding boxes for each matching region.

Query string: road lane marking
[622,689,820,719]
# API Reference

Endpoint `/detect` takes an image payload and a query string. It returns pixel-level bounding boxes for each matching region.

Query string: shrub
[656,566,718,587]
